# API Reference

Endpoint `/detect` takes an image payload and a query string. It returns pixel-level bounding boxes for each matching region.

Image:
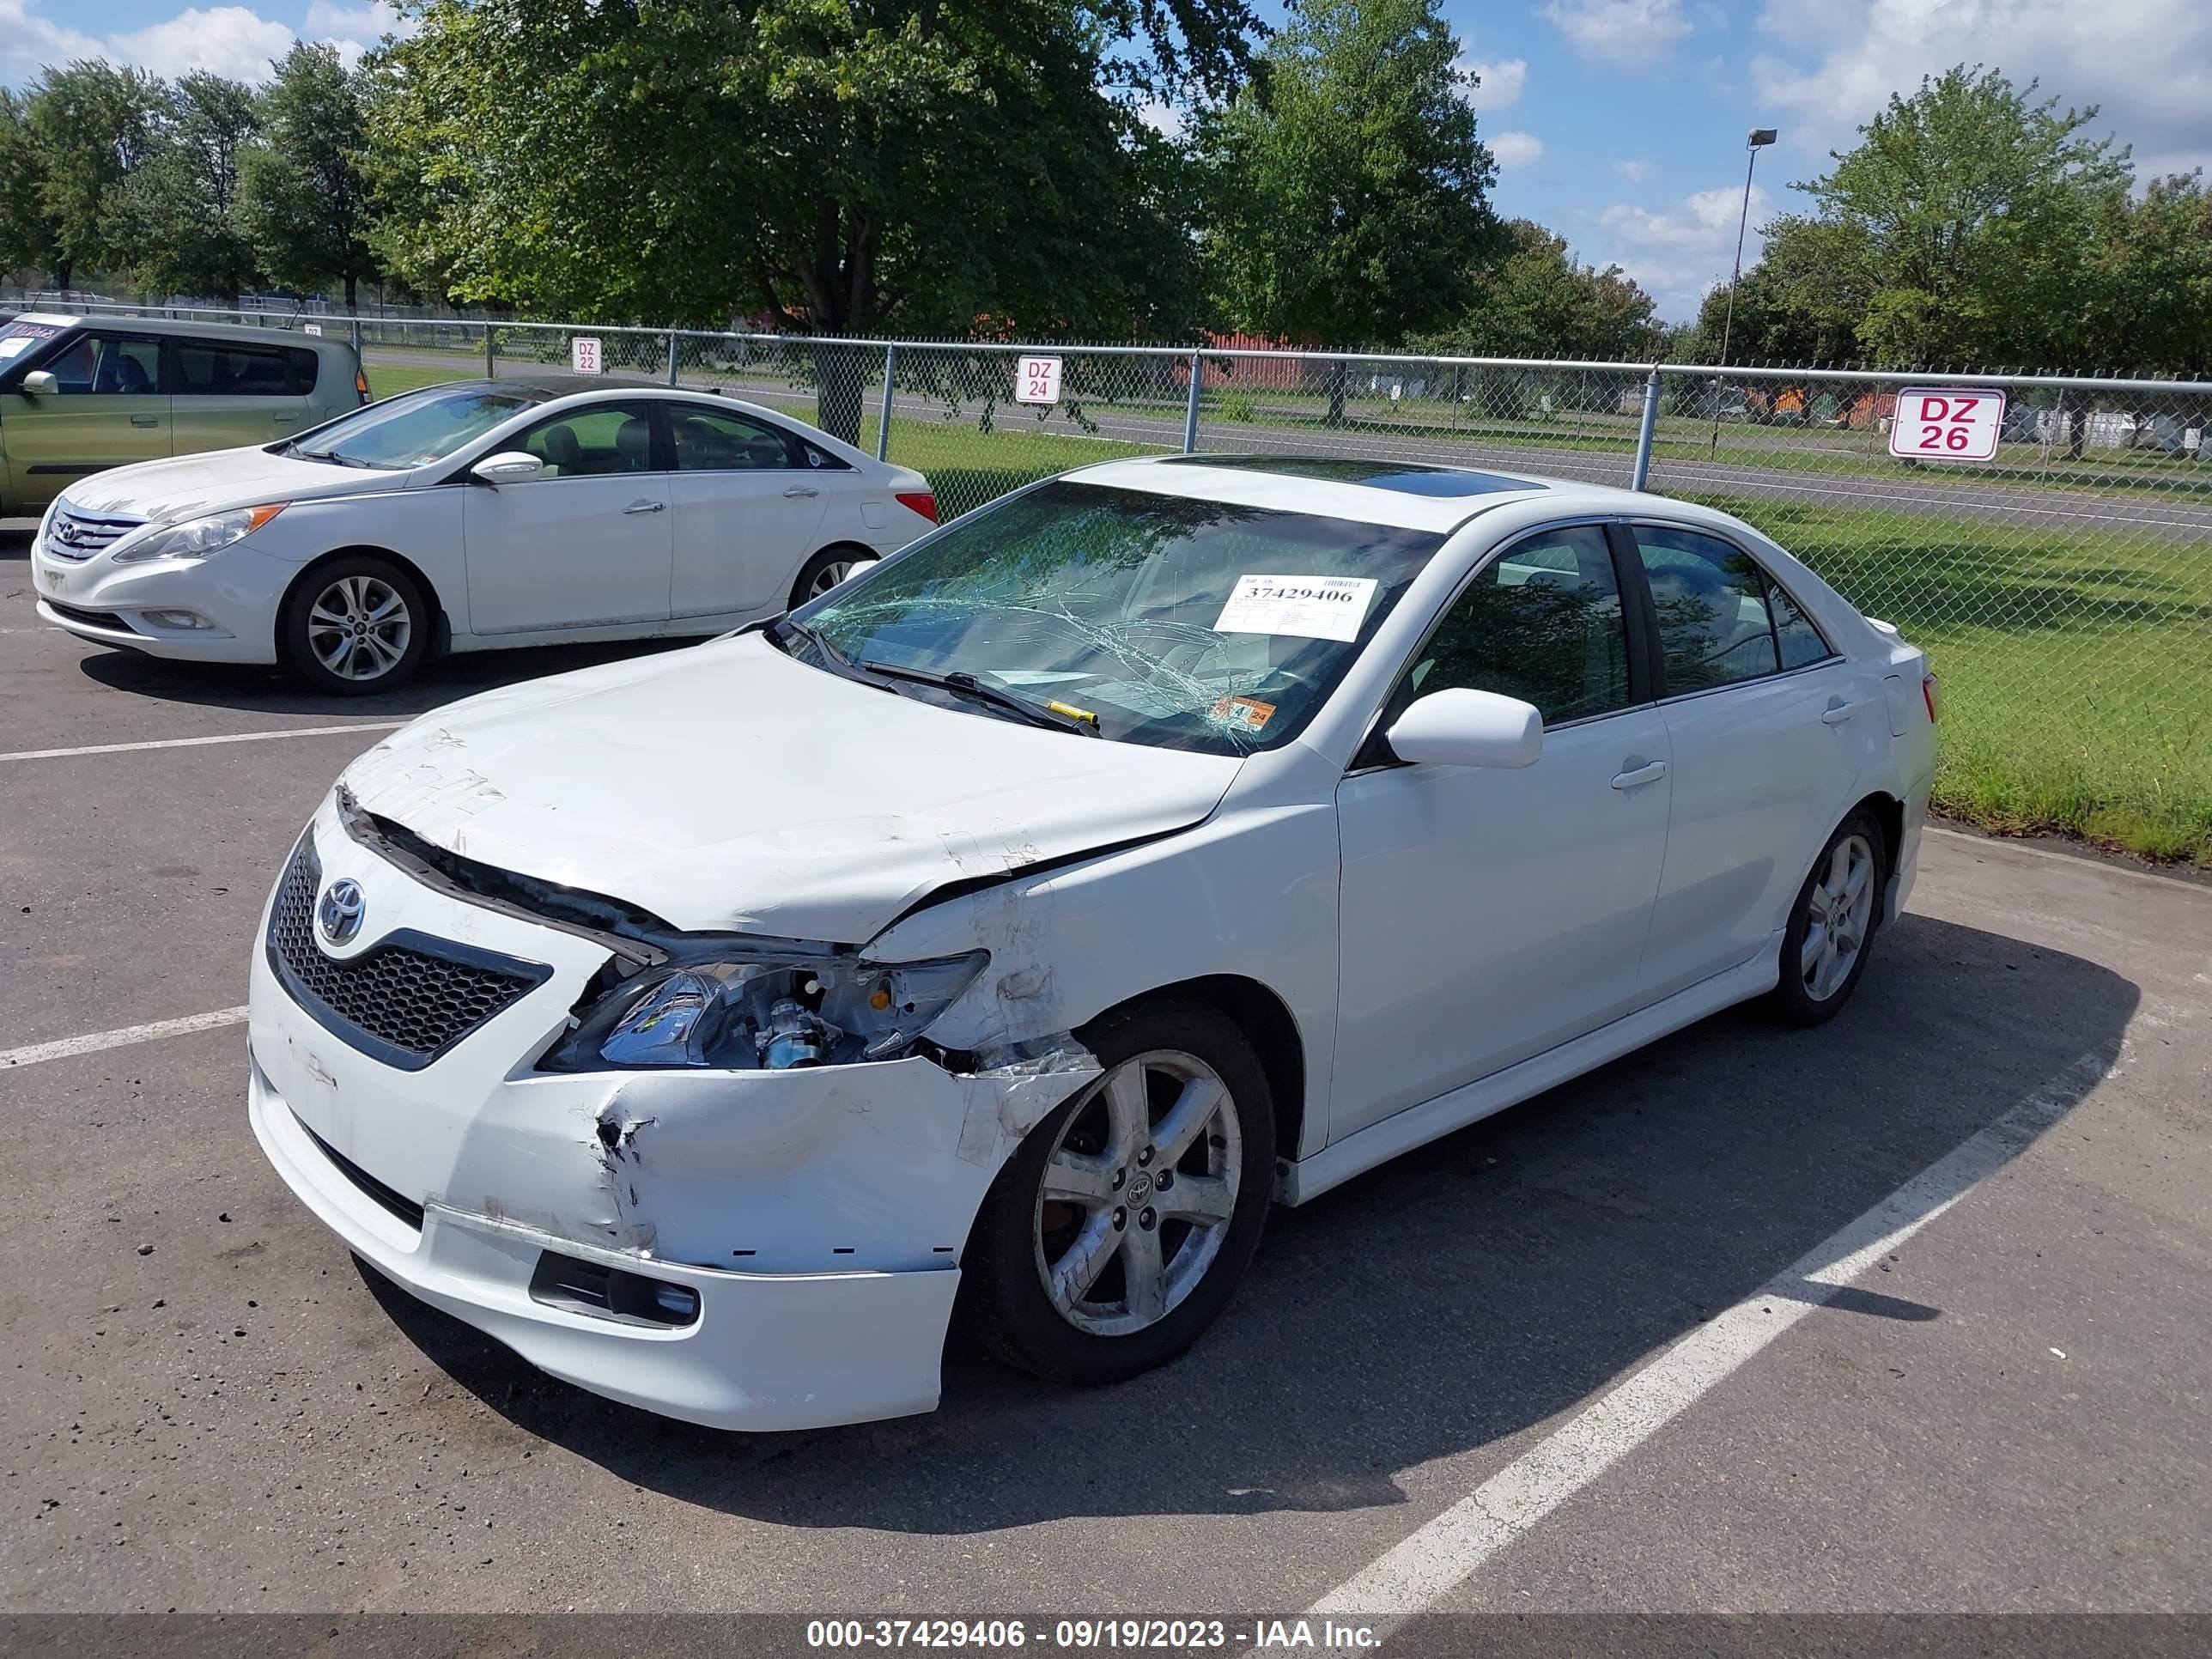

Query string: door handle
[783,484,820,498]
[1610,760,1668,790]
[130,414,160,428]
[623,500,666,514]
[1820,699,1865,726]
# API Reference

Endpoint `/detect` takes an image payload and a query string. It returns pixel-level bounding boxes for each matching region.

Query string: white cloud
[1490,131,1545,168]
[1752,0,2212,179]
[1540,0,1692,65]
[3,1,416,87]
[1614,158,1656,183]
[1596,182,1770,319]
[1455,55,1528,113]
[1133,97,1184,140]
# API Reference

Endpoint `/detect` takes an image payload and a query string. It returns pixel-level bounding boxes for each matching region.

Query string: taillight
[895,491,938,524]
[355,367,371,404]
[1921,672,1941,723]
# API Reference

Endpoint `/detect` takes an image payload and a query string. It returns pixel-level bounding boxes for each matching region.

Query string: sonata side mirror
[19,369,58,396]
[471,451,544,485]
[1385,687,1544,769]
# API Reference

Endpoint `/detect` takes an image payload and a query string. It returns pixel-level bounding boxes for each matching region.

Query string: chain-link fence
[46,301,2212,859]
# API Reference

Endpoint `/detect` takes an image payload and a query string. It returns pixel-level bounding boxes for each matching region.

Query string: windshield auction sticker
[1212,574,1377,641]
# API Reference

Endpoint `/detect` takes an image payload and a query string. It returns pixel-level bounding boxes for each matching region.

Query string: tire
[279,556,431,696]
[960,1002,1276,1387]
[1765,809,1887,1028]
[787,545,878,611]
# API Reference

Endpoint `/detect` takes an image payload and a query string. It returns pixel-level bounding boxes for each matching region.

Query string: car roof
[1060,453,1650,534]
[11,312,360,349]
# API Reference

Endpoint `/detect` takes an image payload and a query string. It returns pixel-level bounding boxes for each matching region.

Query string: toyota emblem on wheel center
[317,878,366,947]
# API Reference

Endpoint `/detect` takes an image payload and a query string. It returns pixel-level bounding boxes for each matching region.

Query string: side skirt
[1277,939,1783,1206]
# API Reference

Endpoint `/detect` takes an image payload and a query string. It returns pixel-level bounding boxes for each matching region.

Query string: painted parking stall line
[3,1006,249,1070]
[1294,1039,2141,1632]
[0,721,402,763]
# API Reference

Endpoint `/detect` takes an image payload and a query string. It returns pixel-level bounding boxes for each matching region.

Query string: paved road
[361,344,2212,538]
[4,534,2209,1627]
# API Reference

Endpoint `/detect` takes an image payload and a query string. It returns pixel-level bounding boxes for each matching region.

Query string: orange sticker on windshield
[1212,696,1277,732]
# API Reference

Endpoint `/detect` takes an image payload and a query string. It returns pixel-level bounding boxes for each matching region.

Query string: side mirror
[1385,688,1543,769]
[471,450,544,485]
[20,369,58,397]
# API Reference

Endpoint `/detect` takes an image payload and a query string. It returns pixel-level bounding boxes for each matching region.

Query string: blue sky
[11,2,2209,321]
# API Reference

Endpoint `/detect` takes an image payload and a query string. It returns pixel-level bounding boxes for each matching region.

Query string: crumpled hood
[62,446,395,521]
[341,632,1244,944]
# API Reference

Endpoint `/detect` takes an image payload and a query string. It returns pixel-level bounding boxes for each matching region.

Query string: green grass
[866,415,1158,518]
[362,361,479,397]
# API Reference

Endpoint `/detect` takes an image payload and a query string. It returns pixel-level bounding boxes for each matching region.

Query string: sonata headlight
[543,950,990,1073]
[111,502,287,563]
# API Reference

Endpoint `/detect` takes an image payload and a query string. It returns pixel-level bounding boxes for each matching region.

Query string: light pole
[1710,126,1778,455]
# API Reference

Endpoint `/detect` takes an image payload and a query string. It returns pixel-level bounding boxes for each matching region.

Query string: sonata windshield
[283,385,538,469]
[793,481,1446,755]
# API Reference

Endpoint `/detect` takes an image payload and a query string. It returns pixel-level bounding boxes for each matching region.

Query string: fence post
[483,323,495,379]
[1183,351,1204,453]
[877,342,896,462]
[1630,366,1662,491]
[665,328,679,386]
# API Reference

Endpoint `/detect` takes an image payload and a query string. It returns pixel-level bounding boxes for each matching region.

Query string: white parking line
[1301,1042,2124,1627]
[0,723,401,763]
[1,1007,250,1069]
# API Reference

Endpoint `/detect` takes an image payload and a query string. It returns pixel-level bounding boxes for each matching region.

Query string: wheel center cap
[1127,1170,1154,1206]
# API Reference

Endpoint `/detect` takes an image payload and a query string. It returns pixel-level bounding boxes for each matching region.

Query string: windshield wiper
[768,615,887,689]
[859,659,1101,737]
[288,446,374,468]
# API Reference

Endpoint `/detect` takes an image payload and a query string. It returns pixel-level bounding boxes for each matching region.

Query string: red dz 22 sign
[1888,386,2006,461]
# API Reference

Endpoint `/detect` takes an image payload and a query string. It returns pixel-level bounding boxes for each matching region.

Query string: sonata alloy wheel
[789,547,878,611]
[1032,1049,1243,1339]
[1802,831,1876,1002]
[307,574,414,684]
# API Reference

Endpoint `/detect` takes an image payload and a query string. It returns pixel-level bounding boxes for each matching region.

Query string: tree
[239,43,379,307]
[1422,220,1661,361]
[107,73,263,304]
[1685,215,1875,366]
[1191,0,1501,420]
[367,1,1263,439]
[0,88,55,284]
[21,60,165,293]
[2091,173,2212,379]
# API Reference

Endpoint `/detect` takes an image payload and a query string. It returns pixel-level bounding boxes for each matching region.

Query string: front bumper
[30,535,283,664]
[247,799,1100,1431]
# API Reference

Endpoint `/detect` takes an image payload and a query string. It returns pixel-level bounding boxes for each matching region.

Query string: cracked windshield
[794,482,1446,755]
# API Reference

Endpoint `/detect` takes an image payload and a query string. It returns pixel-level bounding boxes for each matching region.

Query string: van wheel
[280,556,431,696]
[788,546,878,611]
[960,1003,1275,1387]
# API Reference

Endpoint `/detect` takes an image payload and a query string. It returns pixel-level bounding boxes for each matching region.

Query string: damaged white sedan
[248,454,1939,1431]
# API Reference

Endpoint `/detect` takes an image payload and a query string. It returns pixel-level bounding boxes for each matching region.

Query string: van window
[172,341,320,398]
[37,332,162,394]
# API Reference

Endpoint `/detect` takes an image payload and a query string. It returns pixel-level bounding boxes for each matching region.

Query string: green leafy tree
[1421,220,1661,361]
[107,73,264,304]
[1686,215,1875,366]
[0,88,56,284]
[2091,173,2212,378]
[367,1,1261,439]
[1192,0,1502,420]
[239,43,379,307]
[22,60,166,293]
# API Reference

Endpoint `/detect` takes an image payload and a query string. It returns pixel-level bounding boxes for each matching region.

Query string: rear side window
[1631,525,1831,693]
[669,405,799,471]
[172,341,319,397]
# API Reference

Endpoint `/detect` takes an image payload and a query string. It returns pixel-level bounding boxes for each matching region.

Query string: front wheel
[961,1003,1276,1387]
[279,556,430,696]
[788,545,878,611]
[1766,810,1886,1027]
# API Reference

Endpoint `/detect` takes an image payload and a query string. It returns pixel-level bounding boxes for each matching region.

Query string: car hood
[61,446,398,521]
[339,633,1244,945]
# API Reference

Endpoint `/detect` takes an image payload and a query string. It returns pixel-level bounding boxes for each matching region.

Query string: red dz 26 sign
[1888,386,2006,461]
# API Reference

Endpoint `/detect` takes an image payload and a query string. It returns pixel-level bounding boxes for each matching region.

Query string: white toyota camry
[248,455,1938,1430]
[30,379,938,693]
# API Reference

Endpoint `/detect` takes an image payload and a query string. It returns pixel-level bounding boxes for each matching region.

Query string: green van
[0,313,369,517]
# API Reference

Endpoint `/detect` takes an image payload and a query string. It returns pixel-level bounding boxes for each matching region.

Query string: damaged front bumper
[246,801,1101,1431]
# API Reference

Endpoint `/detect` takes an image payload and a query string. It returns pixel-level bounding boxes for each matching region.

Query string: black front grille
[46,600,134,632]
[267,836,550,1070]
[295,1111,425,1231]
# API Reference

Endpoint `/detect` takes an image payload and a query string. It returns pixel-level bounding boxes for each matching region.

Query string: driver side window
[1406,526,1632,726]
[517,404,659,478]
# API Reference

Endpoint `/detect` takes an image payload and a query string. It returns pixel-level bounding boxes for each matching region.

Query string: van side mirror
[471,451,544,485]
[1385,688,1544,769]
[20,370,58,397]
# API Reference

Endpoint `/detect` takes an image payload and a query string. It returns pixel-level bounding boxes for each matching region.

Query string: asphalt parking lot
[3,519,2209,1626]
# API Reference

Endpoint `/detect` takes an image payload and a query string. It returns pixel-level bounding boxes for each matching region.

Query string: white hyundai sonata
[248,454,1937,1430]
[30,379,937,693]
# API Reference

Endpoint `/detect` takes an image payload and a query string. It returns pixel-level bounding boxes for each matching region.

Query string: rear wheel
[1766,810,1885,1027]
[961,1003,1275,1387]
[279,555,431,696]
[788,545,878,611]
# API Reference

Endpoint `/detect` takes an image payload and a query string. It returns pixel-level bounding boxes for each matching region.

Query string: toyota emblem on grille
[317,878,366,947]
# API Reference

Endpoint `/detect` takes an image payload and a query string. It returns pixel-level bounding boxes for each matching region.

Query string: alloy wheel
[807,556,864,599]
[1031,1050,1242,1339]
[307,574,412,683]
[1802,831,1875,1001]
